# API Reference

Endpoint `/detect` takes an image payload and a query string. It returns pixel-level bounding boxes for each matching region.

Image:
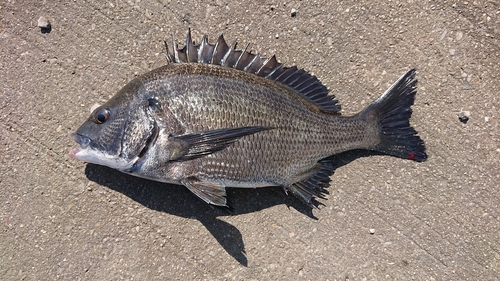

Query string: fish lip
[69,133,91,158]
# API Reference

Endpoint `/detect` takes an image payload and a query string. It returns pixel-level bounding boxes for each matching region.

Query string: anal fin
[287,161,334,207]
[182,178,227,206]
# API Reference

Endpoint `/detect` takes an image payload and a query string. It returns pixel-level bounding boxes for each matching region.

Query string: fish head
[69,79,158,172]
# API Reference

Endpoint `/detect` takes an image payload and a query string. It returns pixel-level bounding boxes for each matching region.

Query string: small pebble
[38,16,51,33]
[369,228,375,234]
[458,111,470,123]
[37,16,50,28]
[291,8,297,18]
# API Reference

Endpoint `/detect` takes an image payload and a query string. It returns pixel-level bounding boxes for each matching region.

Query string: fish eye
[148,98,161,110]
[93,108,110,124]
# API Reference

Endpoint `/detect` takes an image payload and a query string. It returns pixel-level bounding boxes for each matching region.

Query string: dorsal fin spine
[234,43,250,69]
[243,55,259,72]
[172,35,180,63]
[163,40,173,64]
[198,35,207,63]
[255,55,274,76]
[185,29,192,63]
[221,46,232,67]
[221,40,237,67]
[211,34,225,64]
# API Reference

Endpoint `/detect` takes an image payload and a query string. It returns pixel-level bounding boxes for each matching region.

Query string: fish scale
[70,31,426,208]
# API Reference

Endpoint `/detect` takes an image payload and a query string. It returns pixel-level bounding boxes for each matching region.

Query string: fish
[69,30,427,207]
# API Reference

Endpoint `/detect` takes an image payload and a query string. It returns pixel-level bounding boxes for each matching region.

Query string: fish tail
[360,69,427,162]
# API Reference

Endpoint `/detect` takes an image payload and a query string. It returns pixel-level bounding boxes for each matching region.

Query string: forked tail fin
[360,69,427,162]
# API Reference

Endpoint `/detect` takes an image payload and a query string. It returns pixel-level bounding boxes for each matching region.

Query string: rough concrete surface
[1,0,499,280]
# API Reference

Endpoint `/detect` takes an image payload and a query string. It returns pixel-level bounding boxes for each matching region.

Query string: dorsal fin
[164,29,341,113]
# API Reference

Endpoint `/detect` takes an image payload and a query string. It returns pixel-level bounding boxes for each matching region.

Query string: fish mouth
[68,121,158,171]
[69,133,91,158]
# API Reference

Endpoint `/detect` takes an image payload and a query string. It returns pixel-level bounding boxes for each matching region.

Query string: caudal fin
[361,69,427,162]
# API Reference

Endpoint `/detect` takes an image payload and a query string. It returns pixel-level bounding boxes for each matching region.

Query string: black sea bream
[70,31,427,207]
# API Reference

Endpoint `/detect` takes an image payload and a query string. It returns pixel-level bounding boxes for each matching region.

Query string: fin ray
[287,161,334,207]
[182,178,227,206]
[170,126,272,161]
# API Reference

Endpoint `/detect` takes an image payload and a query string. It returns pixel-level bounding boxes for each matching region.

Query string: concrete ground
[1,0,499,280]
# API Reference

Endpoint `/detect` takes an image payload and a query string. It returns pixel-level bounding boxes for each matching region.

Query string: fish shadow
[84,150,378,266]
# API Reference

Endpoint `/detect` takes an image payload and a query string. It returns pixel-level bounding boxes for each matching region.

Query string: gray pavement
[1,0,499,280]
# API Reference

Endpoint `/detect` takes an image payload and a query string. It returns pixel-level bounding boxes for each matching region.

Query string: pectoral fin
[182,178,227,206]
[170,126,272,161]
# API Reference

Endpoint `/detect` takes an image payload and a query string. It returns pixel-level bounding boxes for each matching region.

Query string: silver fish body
[70,32,426,207]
